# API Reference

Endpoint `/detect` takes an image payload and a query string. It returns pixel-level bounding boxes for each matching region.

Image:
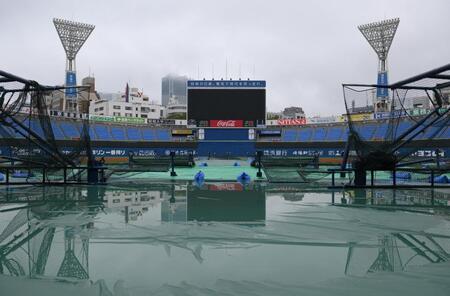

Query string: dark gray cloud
[1,0,449,116]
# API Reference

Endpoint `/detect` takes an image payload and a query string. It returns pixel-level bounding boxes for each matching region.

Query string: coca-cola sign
[208,183,243,191]
[209,120,243,127]
[277,118,306,126]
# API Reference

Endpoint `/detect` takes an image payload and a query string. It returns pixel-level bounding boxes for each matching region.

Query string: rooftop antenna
[358,18,399,110]
[53,18,95,112]
[211,63,215,79]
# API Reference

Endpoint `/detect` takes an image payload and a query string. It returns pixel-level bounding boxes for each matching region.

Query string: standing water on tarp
[0,184,449,296]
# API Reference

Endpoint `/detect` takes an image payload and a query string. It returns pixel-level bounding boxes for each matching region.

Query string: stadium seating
[311,127,327,141]
[93,124,113,140]
[88,126,98,140]
[127,127,142,141]
[50,122,66,140]
[142,128,156,141]
[298,128,313,142]
[3,117,450,144]
[156,129,171,141]
[392,121,413,140]
[342,127,350,141]
[326,127,344,141]
[355,124,377,141]
[282,129,297,141]
[437,126,450,139]
[0,124,14,138]
[111,126,127,140]
[28,120,45,138]
[372,123,388,141]
[59,121,80,139]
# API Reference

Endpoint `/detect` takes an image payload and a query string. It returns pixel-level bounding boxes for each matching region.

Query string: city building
[90,85,164,119]
[105,190,162,222]
[165,96,187,119]
[161,74,188,106]
[78,76,100,114]
[281,106,306,119]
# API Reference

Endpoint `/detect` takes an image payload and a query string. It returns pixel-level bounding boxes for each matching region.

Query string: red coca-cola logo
[209,183,243,191]
[210,120,243,127]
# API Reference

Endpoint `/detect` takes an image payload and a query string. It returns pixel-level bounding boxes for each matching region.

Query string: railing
[327,167,450,188]
[0,165,108,185]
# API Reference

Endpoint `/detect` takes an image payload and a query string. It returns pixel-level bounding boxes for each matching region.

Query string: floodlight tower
[53,18,95,112]
[358,18,399,112]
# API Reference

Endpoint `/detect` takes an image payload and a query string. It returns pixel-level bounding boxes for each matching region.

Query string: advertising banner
[172,129,194,135]
[65,71,77,98]
[148,119,176,125]
[277,118,306,125]
[373,109,407,120]
[114,116,146,124]
[209,120,243,128]
[209,183,243,191]
[306,116,337,124]
[339,113,373,122]
[90,115,114,122]
[377,71,389,98]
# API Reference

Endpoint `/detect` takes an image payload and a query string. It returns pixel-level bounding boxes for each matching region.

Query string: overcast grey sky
[1,0,449,116]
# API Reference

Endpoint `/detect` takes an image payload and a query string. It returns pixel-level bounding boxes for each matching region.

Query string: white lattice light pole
[358,18,399,104]
[53,18,95,111]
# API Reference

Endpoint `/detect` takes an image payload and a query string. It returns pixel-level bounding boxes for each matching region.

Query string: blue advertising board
[187,80,266,88]
[374,109,407,119]
[65,71,77,98]
[376,71,389,98]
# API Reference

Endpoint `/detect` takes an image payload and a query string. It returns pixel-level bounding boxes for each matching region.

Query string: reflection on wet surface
[0,183,450,295]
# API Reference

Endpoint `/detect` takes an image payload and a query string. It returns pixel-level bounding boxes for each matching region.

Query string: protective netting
[342,66,450,171]
[0,72,94,177]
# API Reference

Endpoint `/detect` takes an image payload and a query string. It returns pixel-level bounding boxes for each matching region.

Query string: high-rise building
[161,74,188,106]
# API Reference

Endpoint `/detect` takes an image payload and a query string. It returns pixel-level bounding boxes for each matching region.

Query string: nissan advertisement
[187,82,266,128]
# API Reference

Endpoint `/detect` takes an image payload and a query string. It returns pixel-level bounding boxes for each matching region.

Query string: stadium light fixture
[53,18,95,109]
[358,18,399,101]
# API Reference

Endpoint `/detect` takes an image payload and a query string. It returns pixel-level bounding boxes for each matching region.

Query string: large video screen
[187,88,266,127]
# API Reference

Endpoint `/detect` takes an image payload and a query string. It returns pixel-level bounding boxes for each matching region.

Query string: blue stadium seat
[89,126,98,140]
[0,124,14,138]
[372,123,388,140]
[111,126,127,140]
[127,127,142,141]
[28,119,45,138]
[311,127,327,141]
[282,129,297,141]
[94,124,113,140]
[326,127,343,141]
[59,121,80,139]
[2,118,25,138]
[156,129,170,141]
[141,128,156,140]
[393,121,413,139]
[342,127,350,140]
[438,126,450,139]
[298,128,312,141]
[51,122,66,140]
[356,124,376,141]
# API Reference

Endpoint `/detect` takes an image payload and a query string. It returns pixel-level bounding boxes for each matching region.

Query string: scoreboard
[187,80,266,127]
